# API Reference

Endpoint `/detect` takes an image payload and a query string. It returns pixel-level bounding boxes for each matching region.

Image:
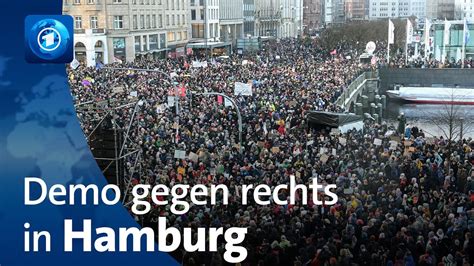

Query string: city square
[64,0,474,265]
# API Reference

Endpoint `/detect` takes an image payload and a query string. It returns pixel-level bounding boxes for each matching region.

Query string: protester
[68,38,474,265]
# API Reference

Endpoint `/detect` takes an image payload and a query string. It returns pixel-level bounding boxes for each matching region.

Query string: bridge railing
[335,70,378,110]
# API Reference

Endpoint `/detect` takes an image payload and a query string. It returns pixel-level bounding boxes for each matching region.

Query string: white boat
[386,86,474,105]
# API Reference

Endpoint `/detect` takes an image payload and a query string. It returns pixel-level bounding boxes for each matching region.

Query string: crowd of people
[68,38,474,265]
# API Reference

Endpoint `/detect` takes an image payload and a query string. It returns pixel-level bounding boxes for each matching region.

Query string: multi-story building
[254,0,302,38]
[280,0,303,37]
[219,0,244,45]
[189,0,220,41]
[255,0,281,37]
[63,0,190,65]
[332,0,346,23]
[368,0,426,19]
[63,0,109,65]
[346,0,368,21]
[164,0,190,57]
[454,0,474,19]
[243,0,256,36]
[322,0,333,25]
[303,0,322,34]
[426,0,455,20]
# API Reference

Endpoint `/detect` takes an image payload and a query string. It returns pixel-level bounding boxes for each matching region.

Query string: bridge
[336,71,379,112]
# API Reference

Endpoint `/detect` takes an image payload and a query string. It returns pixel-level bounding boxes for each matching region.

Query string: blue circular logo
[27,19,71,60]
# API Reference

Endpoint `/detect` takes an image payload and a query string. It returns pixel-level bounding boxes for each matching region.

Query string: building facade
[346,0,368,21]
[332,0,346,23]
[255,0,281,37]
[243,0,256,36]
[219,0,244,45]
[426,0,455,20]
[454,0,474,19]
[63,0,190,65]
[368,0,426,19]
[189,0,220,41]
[323,0,333,25]
[303,0,322,34]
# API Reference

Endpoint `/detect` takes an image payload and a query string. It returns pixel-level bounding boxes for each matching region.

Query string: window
[177,14,180,25]
[191,24,204,38]
[159,14,163,27]
[190,0,195,6]
[200,9,204,20]
[87,0,94,4]
[191,10,196,20]
[152,14,156,28]
[172,15,175,25]
[140,15,145,29]
[113,0,122,3]
[74,0,81,4]
[142,35,147,51]
[74,16,82,29]
[90,16,98,29]
[133,15,138,29]
[135,36,141,52]
[167,31,175,42]
[113,16,123,29]
[166,15,170,26]
[146,15,150,28]
[149,34,158,50]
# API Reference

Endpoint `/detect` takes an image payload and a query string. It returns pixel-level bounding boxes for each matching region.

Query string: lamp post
[191,91,243,153]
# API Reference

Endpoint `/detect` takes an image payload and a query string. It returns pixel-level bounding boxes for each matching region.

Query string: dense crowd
[68,38,474,265]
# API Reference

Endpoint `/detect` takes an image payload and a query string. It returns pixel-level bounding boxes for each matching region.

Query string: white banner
[388,19,395,45]
[444,19,451,46]
[234,82,252,96]
[224,97,233,107]
[406,19,414,44]
[192,61,208,68]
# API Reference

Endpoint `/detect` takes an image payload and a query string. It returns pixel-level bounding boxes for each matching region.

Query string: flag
[444,19,451,46]
[388,19,395,44]
[406,19,413,44]
[180,86,186,97]
[330,49,337,55]
[424,18,432,58]
[464,18,470,45]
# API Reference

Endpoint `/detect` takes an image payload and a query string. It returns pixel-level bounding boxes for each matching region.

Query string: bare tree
[425,89,473,148]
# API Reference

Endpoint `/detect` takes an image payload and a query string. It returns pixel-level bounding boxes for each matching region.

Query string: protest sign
[174,150,186,159]
[374,138,382,146]
[320,154,329,164]
[188,152,199,162]
[224,97,233,107]
[70,59,80,70]
[338,137,347,146]
[192,61,208,68]
[234,82,252,96]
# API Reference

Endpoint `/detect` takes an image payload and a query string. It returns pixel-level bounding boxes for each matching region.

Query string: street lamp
[191,91,244,153]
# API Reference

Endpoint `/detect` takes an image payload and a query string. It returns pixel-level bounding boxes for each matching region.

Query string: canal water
[384,100,474,139]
